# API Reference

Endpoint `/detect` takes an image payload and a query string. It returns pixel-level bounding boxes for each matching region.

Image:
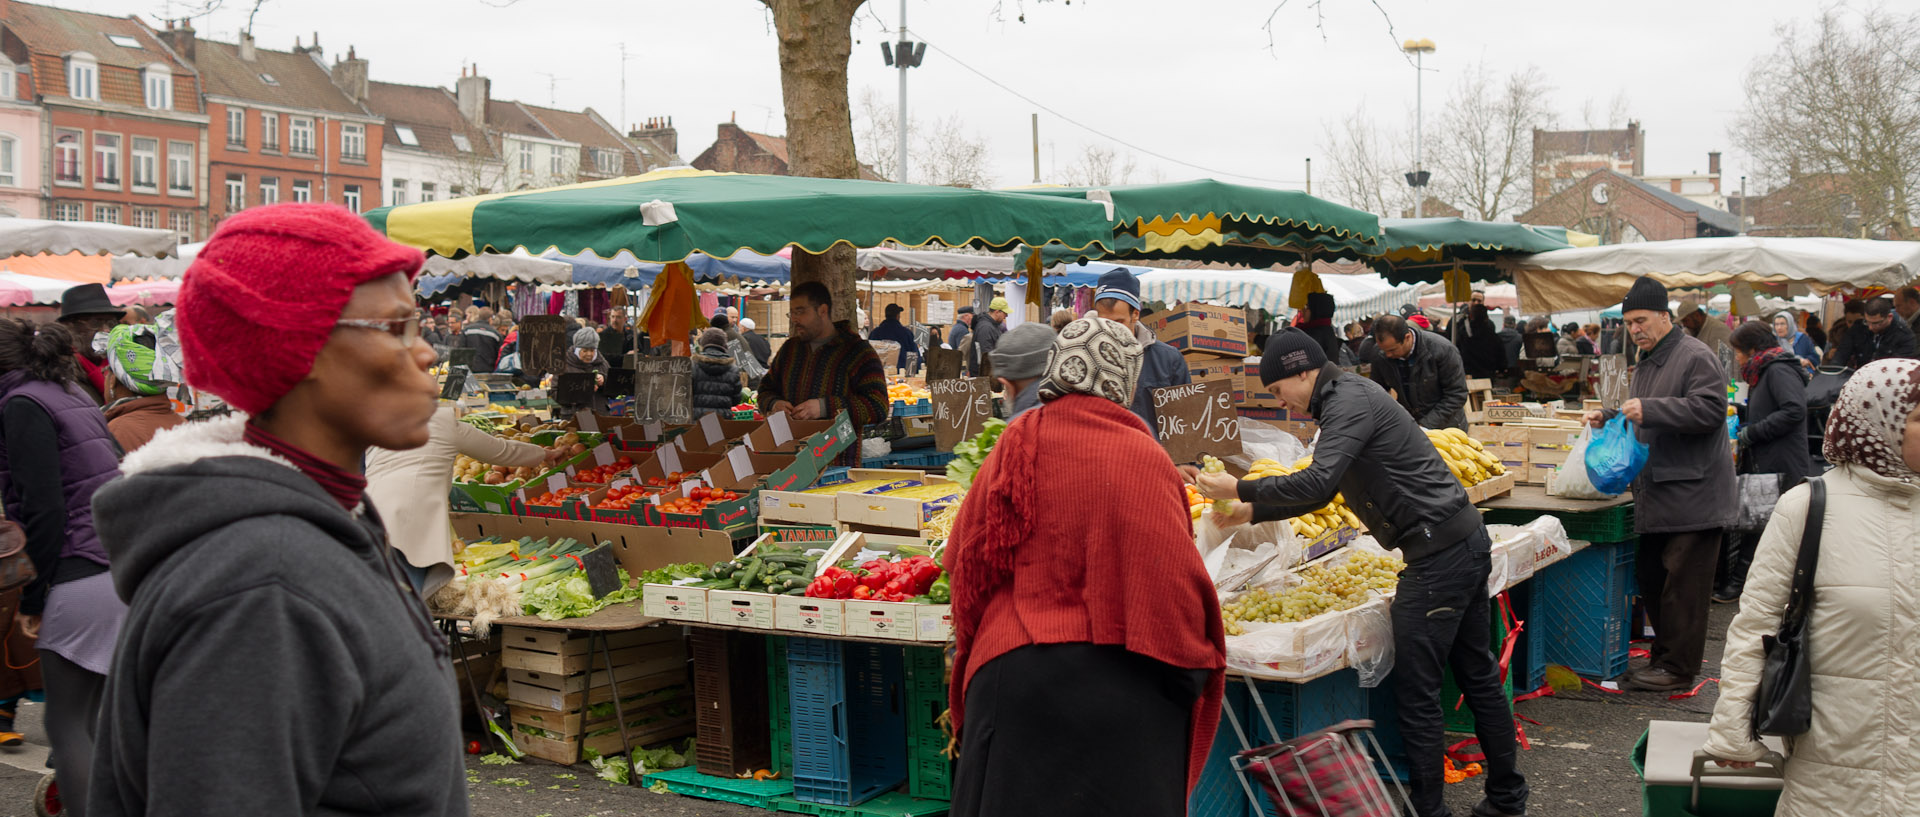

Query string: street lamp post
[1402,38,1436,218]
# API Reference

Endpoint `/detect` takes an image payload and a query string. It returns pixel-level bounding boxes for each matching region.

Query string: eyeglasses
[336,315,420,346]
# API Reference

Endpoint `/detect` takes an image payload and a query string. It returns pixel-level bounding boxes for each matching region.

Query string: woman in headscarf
[1702,359,1920,816]
[943,317,1225,817]
[1772,310,1819,369]
[99,323,185,453]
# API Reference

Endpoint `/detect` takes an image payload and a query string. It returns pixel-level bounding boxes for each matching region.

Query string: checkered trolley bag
[1221,677,1410,817]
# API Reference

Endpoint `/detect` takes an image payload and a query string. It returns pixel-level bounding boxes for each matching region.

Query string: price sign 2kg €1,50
[1151,377,1241,465]
[931,377,995,451]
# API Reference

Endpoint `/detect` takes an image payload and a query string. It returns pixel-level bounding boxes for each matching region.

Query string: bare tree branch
[1734,8,1920,238]
[1430,61,1556,220]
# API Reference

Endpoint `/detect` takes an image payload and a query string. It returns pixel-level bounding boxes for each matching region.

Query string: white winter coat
[365,406,547,596]
[1703,462,1920,817]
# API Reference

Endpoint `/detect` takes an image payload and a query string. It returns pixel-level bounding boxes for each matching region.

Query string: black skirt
[950,643,1208,817]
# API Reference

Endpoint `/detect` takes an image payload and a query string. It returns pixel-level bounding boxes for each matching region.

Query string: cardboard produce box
[774,595,845,636]
[834,477,961,534]
[1240,373,1280,408]
[760,469,924,527]
[450,513,734,579]
[743,410,855,491]
[1149,302,1248,358]
[674,413,763,453]
[1184,354,1246,403]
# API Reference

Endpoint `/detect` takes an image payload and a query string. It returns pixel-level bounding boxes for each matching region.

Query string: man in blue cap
[1092,268,1190,432]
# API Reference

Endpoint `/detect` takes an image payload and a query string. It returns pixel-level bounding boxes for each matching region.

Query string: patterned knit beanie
[1824,359,1920,480]
[1036,317,1141,405]
[178,203,423,415]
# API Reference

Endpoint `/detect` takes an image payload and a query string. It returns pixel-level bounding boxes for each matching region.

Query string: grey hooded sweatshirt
[87,416,468,817]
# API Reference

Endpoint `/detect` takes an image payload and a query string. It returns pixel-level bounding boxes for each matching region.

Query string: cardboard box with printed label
[706,589,778,629]
[1149,302,1249,358]
[1240,373,1281,408]
[774,595,845,636]
[641,584,709,622]
[843,599,919,641]
[509,472,590,519]
[1184,353,1246,403]
[610,420,689,454]
[835,477,961,534]
[451,513,733,625]
[915,605,954,642]
[1485,404,1532,422]
[760,468,926,527]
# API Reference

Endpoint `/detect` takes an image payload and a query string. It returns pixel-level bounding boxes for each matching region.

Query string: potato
[483,472,505,485]
[568,443,587,456]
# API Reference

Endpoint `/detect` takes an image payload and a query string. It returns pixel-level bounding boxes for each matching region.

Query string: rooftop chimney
[158,18,196,63]
[629,116,678,155]
[456,65,490,130]
[238,31,256,62]
[330,45,369,104]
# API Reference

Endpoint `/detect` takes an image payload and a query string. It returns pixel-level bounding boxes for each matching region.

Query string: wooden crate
[513,705,697,765]
[500,626,681,676]
[508,665,690,714]
[745,300,791,337]
[509,675,690,737]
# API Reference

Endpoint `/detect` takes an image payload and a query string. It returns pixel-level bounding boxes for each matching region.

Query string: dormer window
[66,52,98,101]
[143,64,172,110]
[104,34,141,49]
[394,125,419,147]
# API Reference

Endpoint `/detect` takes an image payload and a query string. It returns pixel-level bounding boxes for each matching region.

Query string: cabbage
[521,569,646,620]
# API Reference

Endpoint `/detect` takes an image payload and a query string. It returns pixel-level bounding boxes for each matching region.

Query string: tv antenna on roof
[535,72,564,106]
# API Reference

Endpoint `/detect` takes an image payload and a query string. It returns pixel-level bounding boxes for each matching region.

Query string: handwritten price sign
[1151,377,1241,464]
[931,377,995,451]
[630,357,693,425]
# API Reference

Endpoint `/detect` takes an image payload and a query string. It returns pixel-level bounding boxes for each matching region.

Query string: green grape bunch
[1201,455,1235,514]
[1220,551,1407,634]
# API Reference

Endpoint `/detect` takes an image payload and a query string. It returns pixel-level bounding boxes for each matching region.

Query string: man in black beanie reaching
[1585,275,1734,693]
[1194,327,1530,817]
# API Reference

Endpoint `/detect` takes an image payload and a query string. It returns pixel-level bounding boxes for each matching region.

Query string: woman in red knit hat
[943,316,1225,817]
[87,203,468,817]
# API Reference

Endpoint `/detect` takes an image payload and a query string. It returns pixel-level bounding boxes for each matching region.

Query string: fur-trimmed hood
[94,415,381,604]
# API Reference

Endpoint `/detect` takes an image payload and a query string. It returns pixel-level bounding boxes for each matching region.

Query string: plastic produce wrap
[1205,534,1286,592]
[1484,540,1511,598]
[1205,519,1303,588]
[1224,609,1350,680]
[1345,597,1396,688]
[1548,427,1613,500]
[1487,524,1542,584]
[1226,417,1308,473]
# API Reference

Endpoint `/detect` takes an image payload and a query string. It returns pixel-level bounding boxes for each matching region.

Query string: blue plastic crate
[1508,582,1548,692]
[1367,684,1408,782]
[1189,682,1252,817]
[787,638,907,807]
[1248,670,1371,744]
[1534,539,1635,680]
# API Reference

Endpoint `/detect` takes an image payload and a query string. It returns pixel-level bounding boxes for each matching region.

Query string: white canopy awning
[1134,264,1420,323]
[856,248,1016,278]
[421,251,573,285]
[1505,236,1920,312]
[0,217,180,259]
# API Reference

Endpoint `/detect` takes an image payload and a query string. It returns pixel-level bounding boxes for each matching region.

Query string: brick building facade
[1517,168,1739,244]
[3,1,208,239]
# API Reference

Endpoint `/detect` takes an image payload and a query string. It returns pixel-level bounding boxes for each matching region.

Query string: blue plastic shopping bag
[1585,414,1649,495]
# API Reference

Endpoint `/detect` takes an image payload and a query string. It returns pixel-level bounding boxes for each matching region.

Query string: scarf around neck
[1741,345,1787,387]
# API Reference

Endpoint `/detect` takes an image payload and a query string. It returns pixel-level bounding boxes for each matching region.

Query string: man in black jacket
[461,307,503,372]
[1832,297,1917,368]
[1195,329,1529,817]
[1371,315,1471,431]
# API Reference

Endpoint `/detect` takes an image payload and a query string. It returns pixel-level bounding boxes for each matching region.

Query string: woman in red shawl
[943,316,1226,817]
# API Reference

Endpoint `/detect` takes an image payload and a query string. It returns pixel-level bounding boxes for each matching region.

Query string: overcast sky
[63,0,1824,208]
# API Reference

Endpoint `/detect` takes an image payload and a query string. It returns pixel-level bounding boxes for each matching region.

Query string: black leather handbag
[1806,367,1851,409]
[1752,477,1823,737]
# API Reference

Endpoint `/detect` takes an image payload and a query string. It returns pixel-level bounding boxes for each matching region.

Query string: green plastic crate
[1437,606,1515,734]
[769,792,949,817]
[1483,504,1634,543]
[642,766,793,809]
[903,647,953,801]
[1631,723,1782,817]
[767,634,793,776]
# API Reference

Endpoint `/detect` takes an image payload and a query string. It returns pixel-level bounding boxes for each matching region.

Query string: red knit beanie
[178,203,424,415]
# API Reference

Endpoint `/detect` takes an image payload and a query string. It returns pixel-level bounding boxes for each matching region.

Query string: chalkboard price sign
[629,357,694,426]
[439,365,471,401]
[931,377,995,451]
[517,315,571,385]
[1151,377,1241,464]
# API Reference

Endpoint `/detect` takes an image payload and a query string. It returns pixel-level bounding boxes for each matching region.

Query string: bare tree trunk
[767,0,866,323]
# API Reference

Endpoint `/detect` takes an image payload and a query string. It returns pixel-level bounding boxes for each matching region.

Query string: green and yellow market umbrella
[1373,217,1576,296]
[1008,179,1384,267]
[363,168,1113,262]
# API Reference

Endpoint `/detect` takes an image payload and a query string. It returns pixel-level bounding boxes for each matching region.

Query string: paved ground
[0,604,1739,817]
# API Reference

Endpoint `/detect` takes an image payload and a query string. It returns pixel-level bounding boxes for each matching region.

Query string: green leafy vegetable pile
[946,417,1008,490]
[521,568,646,621]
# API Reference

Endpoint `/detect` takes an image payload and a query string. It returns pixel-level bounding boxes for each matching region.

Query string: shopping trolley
[1221,676,1412,817]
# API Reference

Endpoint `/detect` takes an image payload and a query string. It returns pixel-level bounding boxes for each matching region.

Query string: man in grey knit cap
[989,322,1056,422]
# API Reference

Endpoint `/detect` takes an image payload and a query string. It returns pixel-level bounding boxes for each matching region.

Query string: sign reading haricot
[931,377,995,451]
[1152,377,1241,464]
[630,357,694,425]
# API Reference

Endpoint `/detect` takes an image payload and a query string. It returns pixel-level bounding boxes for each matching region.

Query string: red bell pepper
[852,585,874,600]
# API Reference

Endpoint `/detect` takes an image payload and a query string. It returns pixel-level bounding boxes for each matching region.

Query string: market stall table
[1477,484,1631,513]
